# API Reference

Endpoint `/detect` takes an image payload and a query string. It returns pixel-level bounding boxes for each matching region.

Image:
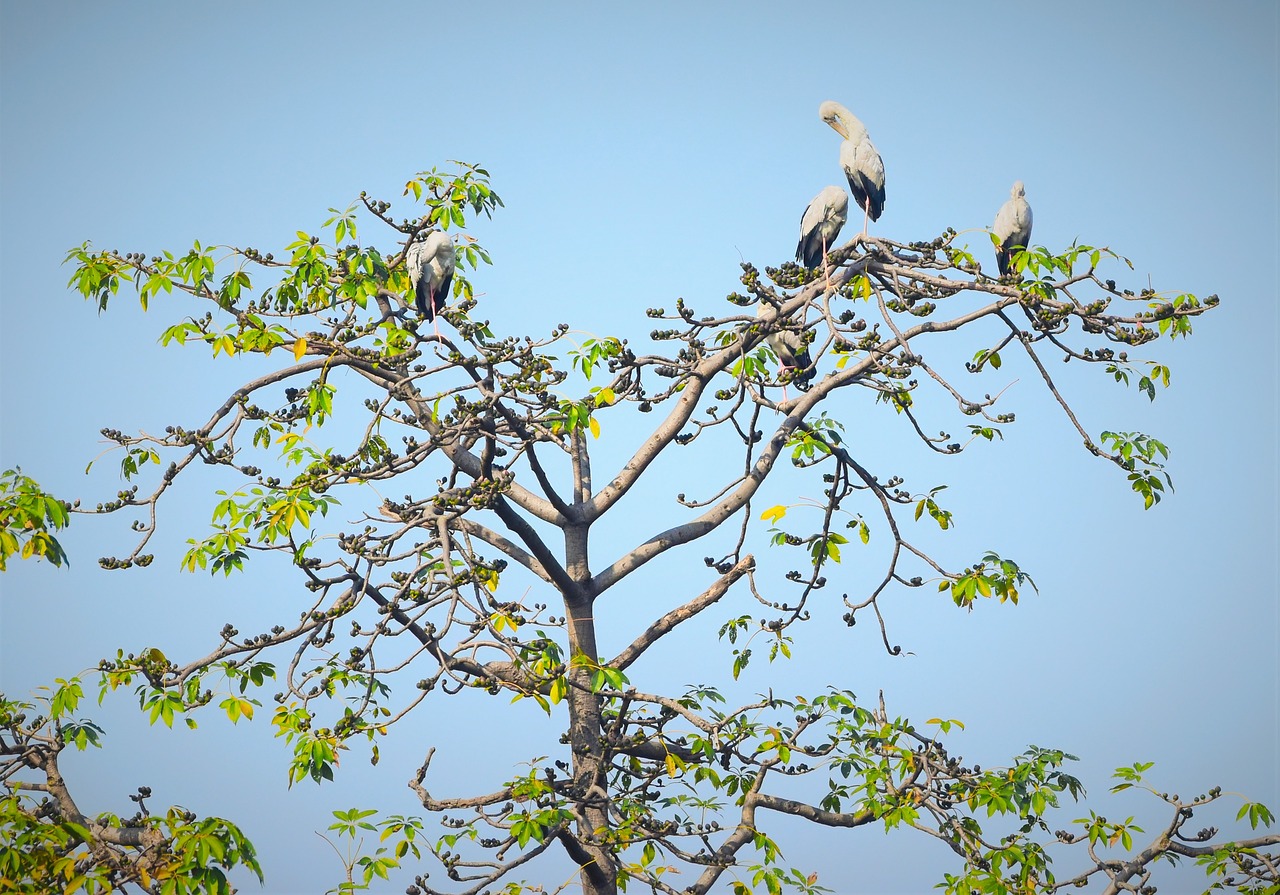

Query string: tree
[2,161,1276,895]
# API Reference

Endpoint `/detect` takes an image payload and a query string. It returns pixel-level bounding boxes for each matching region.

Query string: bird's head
[1011,181,1026,198]
[421,229,455,255]
[819,100,861,141]
[819,100,848,138]
[818,185,849,214]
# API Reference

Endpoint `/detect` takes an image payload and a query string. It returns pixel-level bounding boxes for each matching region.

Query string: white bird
[992,181,1033,277]
[406,230,456,328]
[796,185,849,271]
[819,101,885,235]
[757,302,815,392]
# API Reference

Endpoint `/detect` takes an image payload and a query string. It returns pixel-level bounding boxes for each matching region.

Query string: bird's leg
[772,347,791,402]
[822,235,833,293]
[860,203,870,239]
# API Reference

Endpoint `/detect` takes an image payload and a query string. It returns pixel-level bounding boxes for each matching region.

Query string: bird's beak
[826,118,849,140]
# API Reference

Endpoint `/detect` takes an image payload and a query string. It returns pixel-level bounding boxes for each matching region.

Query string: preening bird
[796,185,849,270]
[993,181,1033,277]
[406,230,456,327]
[819,101,885,235]
[757,302,815,392]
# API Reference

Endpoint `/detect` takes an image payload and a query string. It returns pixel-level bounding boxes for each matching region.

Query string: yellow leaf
[484,571,499,593]
[293,337,308,361]
[588,416,601,439]
[594,387,616,407]
[665,754,678,777]
[760,505,787,525]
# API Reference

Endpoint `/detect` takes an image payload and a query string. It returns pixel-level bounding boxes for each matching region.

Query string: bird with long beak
[406,230,456,336]
[797,185,849,291]
[757,301,815,398]
[992,181,1033,278]
[819,100,885,237]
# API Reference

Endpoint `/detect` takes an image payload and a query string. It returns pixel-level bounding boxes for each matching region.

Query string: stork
[993,181,1033,278]
[797,185,849,290]
[819,101,885,236]
[757,302,815,394]
[406,230,456,334]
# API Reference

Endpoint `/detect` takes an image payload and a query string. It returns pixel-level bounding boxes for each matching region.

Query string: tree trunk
[562,503,616,895]
[564,593,617,895]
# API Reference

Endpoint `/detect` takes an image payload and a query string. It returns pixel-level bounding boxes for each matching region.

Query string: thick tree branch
[751,791,876,828]
[610,556,753,671]
[452,516,552,582]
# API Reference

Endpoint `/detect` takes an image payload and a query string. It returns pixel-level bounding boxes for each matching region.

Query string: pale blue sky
[1,3,1276,892]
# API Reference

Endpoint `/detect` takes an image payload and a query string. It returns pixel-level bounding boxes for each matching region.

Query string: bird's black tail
[849,174,885,223]
[796,234,824,270]
[996,242,1026,278]
[793,352,816,391]
[996,247,1011,278]
[415,279,434,320]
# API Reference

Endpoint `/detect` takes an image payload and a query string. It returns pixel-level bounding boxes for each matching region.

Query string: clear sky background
[1,3,1276,893]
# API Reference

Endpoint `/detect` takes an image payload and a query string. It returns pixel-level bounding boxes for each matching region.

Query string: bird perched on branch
[819,101,885,235]
[993,181,1033,277]
[406,230,456,331]
[796,186,849,287]
[757,302,815,392]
